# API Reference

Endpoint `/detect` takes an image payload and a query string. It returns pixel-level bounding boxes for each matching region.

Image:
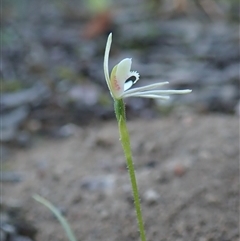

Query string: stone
[162,157,192,178]
[1,223,16,234]
[143,189,160,205]
[1,106,30,142]
[1,83,50,110]
[12,236,33,241]
[0,172,23,183]
[1,106,29,129]
[16,131,31,147]
[55,123,80,138]
[81,175,115,192]
[0,127,17,142]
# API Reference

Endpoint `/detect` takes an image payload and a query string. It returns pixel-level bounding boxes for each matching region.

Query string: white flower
[104,33,192,100]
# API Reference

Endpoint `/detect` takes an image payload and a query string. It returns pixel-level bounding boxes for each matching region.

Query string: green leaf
[33,194,77,241]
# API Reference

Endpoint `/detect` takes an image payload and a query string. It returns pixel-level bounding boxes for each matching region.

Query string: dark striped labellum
[124,75,138,91]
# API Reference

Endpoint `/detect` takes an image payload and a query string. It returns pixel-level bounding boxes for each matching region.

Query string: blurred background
[1,0,239,143]
[0,0,240,241]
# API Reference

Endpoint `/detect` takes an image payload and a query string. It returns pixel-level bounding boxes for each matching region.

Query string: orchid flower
[104,33,192,100]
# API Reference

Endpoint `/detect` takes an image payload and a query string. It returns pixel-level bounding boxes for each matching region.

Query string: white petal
[116,58,132,87]
[122,82,169,97]
[124,92,170,99]
[131,89,192,95]
[103,33,112,90]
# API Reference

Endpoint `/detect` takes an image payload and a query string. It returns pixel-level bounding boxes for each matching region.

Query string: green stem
[114,99,147,241]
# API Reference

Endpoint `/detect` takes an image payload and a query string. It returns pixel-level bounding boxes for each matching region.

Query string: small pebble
[143,189,160,205]
[205,193,219,204]
[144,160,157,169]
[71,193,83,204]
[81,175,115,192]
[173,163,186,177]
[56,123,79,138]
[100,210,109,220]
[163,158,192,177]
[157,171,172,184]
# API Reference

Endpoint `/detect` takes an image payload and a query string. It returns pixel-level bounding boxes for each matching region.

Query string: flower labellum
[104,33,192,100]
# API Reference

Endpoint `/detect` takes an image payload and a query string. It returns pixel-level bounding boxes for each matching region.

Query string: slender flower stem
[114,99,147,241]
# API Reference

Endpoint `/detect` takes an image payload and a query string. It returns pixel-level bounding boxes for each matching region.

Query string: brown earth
[3,114,239,241]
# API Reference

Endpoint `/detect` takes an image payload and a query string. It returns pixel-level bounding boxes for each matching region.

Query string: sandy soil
[3,114,239,241]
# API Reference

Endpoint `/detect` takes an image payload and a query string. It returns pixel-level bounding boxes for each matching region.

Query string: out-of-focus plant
[83,0,112,39]
[33,195,77,241]
[85,0,111,14]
